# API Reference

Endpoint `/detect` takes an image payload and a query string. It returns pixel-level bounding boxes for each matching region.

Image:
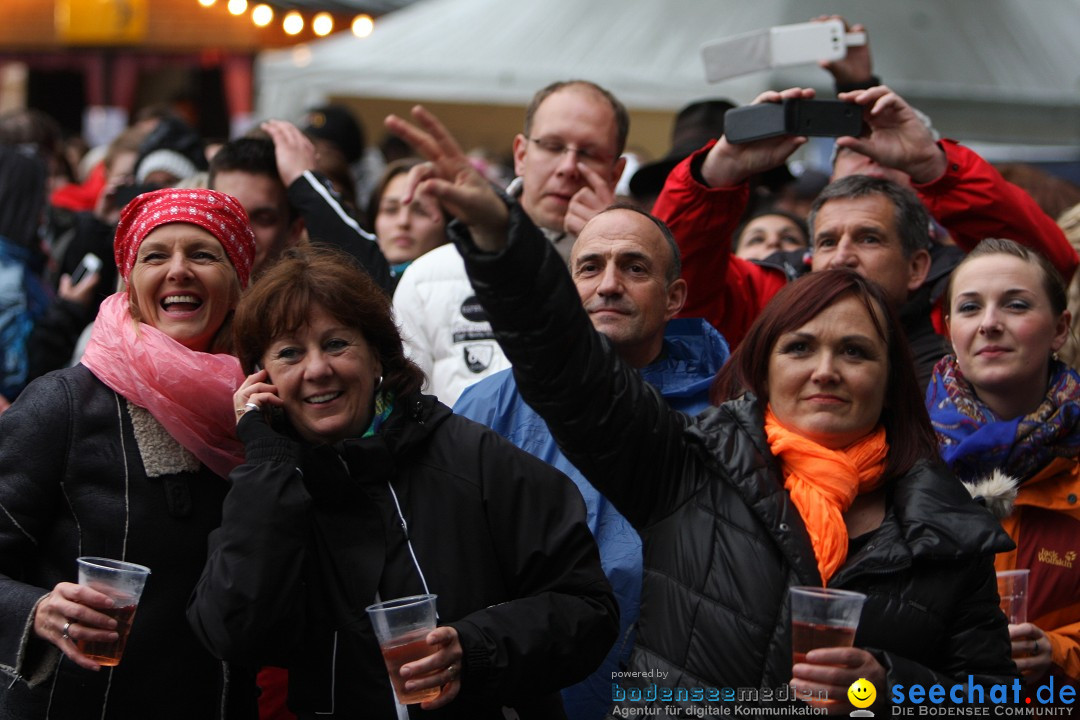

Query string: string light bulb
[227,0,247,15]
[283,11,304,35]
[252,3,273,26]
[352,14,374,38]
[197,0,216,7]
[312,12,334,36]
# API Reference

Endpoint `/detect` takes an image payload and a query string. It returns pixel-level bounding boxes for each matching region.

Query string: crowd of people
[1,15,1079,720]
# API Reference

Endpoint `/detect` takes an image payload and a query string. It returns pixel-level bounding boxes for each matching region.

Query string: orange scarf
[764,406,888,583]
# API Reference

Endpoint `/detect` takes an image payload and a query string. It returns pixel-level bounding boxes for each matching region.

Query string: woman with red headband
[0,189,258,719]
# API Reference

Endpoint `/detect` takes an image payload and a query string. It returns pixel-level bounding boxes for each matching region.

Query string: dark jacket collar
[688,395,1013,586]
[300,393,452,490]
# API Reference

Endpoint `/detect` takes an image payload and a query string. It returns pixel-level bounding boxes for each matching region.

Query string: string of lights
[195,0,376,39]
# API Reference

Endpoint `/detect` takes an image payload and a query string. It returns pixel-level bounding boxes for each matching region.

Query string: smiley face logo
[848,677,876,709]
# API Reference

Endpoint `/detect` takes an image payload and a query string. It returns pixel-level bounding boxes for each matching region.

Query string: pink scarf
[81,292,245,478]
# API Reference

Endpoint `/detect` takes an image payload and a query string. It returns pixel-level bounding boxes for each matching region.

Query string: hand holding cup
[366,594,462,707]
[32,557,150,671]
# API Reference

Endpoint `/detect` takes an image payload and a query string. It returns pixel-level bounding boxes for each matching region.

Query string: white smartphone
[701,19,866,83]
[70,252,102,285]
[770,20,847,67]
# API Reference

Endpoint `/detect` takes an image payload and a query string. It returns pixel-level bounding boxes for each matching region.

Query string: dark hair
[368,157,451,224]
[944,237,1068,319]
[0,145,47,249]
[732,207,809,252]
[209,137,298,223]
[209,137,279,188]
[593,203,682,285]
[233,247,425,398]
[712,269,938,481]
[524,80,630,158]
[0,108,73,183]
[808,175,931,258]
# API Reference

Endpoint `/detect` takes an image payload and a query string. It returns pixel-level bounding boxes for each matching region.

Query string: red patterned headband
[114,188,257,288]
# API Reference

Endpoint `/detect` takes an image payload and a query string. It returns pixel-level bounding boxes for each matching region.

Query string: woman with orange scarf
[386,102,1019,716]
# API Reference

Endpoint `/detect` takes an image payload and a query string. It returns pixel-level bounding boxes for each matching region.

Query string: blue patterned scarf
[362,390,395,438]
[926,354,1080,483]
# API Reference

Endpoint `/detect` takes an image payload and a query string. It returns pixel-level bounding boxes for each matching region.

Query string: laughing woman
[927,238,1080,690]
[0,189,258,719]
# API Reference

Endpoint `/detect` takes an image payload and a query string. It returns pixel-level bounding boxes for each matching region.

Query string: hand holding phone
[696,88,814,189]
[833,86,946,184]
[61,253,103,306]
[70,253,102,286]
[724,99,863,145]
[234,365,285,429]
[701,19,867,83]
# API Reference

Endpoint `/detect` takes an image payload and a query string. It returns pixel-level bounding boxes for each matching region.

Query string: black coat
[0,365,255,719]
[452,202,1019,712]
[187,393,617,719]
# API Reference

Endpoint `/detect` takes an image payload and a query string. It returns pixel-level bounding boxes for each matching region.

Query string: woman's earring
[374,375,383,390]
[1052,351,1061,362]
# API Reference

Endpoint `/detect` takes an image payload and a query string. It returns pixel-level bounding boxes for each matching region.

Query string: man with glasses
[393,80,628,405]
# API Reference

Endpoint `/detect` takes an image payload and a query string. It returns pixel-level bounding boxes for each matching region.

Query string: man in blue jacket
[455,204,729,720]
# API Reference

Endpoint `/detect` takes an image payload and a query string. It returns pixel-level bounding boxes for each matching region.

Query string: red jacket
[653,139,1079,349]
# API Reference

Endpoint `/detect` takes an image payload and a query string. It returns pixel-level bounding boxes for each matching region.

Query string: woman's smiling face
[947,253,1069,418]
[128,223,239,351]
[262,304,383,445]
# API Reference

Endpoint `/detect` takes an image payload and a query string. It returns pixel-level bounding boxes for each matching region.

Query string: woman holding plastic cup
[0,188,258,718]
[927,238,1080,688]
[381,104,1019,715]
[187,247,616,718]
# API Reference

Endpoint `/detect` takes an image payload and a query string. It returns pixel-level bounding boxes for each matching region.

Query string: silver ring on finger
[61,621,72,640]
[447,664,456,678]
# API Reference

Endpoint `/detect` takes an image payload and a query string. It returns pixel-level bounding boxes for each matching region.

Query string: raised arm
[385,106,705,527]
[815,15,878,92]
[651,89,807,346]
[263,120,394,292]
[384,107,511,252]
[835,86,1078,281]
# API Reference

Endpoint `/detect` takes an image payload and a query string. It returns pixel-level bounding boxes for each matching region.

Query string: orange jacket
[994,456,1080,683]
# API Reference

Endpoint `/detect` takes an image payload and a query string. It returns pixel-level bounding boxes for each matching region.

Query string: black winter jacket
[0,365,256,719]
[451,202,1019,713]
[287,171,393,294]
[187,393,617,719]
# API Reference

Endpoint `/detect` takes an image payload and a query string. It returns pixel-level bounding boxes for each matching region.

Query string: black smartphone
[71,253,102,285]
[724,99,864,144]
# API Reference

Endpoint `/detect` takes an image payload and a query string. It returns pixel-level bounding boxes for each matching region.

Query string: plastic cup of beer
[75,557,151,666]
[996,569,1029,624]
[789,586,866,666]
[365,594,441,705]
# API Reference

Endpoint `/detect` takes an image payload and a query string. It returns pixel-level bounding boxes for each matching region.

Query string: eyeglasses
[526,136,616,169]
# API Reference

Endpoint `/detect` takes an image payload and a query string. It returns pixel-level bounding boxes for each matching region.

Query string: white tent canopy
[257,0,1080,146]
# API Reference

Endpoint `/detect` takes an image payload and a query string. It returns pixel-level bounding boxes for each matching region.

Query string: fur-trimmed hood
[962,469,1019,520]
